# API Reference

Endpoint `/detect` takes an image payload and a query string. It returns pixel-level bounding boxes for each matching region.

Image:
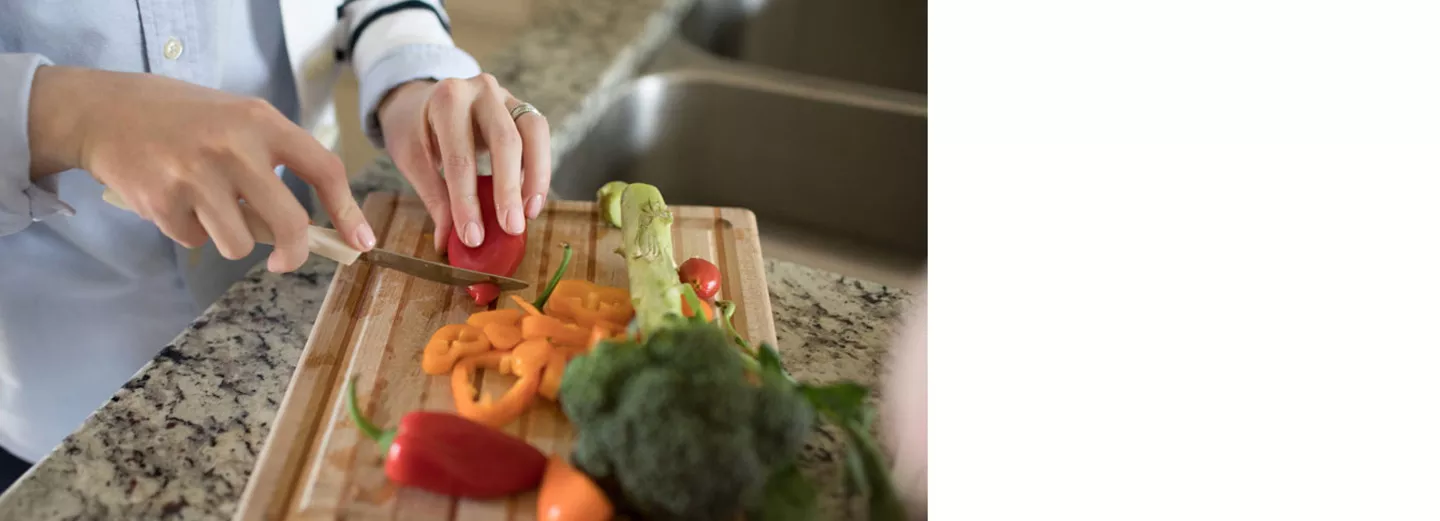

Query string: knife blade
[100,188,529,290]
[360,247,529,290]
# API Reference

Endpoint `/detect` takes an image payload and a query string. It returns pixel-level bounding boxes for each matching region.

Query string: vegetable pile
[349,180,906,521]
[561,182,908,521]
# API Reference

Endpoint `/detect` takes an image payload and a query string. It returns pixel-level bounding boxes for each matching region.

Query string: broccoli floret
[559,321,810,521]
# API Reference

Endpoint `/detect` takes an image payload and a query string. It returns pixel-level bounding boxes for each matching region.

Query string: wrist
[28,66,96,179]
[377,80,432,125]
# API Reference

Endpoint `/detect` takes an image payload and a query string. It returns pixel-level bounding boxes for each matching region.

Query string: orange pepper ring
[451,352,543,429]
[422,324,489,375]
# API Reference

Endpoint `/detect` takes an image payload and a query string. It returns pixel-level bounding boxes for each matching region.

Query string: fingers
[506,93,552,219]
[472,74,525,236]
[193,187,256,261]
[231,163,312,272]
[402,142,454,253]
[271,125,375,252]
[154,209,208,250]
[427,78,484,248]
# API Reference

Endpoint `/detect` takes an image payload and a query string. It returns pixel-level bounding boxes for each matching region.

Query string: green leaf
[752,463,819,521]
[757,343,785,376]
[842,440,869,497]
[798,381,870,424]
[843,419,909,521]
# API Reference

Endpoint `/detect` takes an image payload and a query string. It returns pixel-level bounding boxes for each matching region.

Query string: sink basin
[680,0,927,94]
[552,71,927,290]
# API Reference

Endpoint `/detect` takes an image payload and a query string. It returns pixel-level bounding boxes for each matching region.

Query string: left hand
[377,74,552,253]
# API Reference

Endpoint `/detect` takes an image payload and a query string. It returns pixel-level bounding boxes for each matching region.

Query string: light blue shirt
[0,0,480,463]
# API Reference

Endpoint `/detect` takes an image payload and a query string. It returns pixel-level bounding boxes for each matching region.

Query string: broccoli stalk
[618,183,685,335]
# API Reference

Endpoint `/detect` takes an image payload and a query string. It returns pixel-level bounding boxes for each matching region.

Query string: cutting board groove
[234,193,775,521]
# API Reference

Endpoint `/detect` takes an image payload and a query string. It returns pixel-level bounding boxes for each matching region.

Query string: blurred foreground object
[885,272,927,518]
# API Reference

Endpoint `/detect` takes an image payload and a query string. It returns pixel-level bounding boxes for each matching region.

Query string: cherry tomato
[677,257,721,300]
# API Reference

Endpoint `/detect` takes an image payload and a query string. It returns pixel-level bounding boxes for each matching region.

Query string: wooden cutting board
[233,192,777,521]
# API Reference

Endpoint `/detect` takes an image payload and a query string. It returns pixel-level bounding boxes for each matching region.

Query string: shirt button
[163,38,184,60]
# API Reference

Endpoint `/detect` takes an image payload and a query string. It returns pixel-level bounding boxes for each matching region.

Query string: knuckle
[235,97,279,121]
[333,199,362,225]
[419,191,449,212]
[477,73,501,91]
[312,153,346,183]
[442,154,475,175]
[136,187,184,219]
[432,78,470,104]
[275,213,309,241]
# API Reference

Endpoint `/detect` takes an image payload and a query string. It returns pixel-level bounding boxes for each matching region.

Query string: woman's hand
[376,74,552,253]
[27,66,376,273]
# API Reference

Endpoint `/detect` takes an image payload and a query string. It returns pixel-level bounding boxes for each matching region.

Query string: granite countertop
[0,0,917,519]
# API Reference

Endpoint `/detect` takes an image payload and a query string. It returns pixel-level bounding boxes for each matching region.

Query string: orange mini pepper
[451,352,543,429]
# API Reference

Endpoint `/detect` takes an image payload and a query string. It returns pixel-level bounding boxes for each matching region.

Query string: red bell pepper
[345,376,547,499]
[447,175,528,307]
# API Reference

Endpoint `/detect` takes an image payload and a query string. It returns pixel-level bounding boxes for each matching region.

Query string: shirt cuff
[357,43,482,150]
[0,53,75,237]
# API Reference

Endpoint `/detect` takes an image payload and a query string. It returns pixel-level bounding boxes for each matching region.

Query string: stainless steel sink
[551,0,927,290]
[553,69,926,289]
[680,0,927,94]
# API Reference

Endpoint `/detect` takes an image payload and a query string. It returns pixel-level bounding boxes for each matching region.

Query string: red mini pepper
[447,174,528,307]
[345,376,547,499]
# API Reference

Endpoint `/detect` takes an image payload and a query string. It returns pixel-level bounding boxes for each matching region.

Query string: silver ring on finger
[509,102,542,122]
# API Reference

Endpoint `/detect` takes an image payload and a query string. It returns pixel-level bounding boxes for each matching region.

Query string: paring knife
[100,188,530,290]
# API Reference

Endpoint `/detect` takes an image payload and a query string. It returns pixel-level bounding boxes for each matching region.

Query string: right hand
[27,66,376,272]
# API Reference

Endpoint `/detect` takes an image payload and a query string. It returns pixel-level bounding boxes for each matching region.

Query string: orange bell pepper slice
[521,314,591,347]
[422,324,490,375]
[465,308,525,330]
[510,294,544,317]
[484,322,524,351]
[538,353,569,402]
[451,352,541,429]
[511,339,554,379]
[542,280,634,329]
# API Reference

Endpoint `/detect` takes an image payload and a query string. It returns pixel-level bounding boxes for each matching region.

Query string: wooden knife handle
[101,187,362,266]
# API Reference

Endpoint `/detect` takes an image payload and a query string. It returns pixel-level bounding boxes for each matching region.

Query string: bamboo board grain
[233,193,777,521]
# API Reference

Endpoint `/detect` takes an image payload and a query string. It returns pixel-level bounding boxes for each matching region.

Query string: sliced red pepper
[447,175,528,307]
[344,376,546,499]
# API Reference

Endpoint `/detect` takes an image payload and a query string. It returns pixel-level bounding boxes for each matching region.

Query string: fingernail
[463,221,483,247]
[504,208,525,235]
[525,194,545,219]
[356,223,377,250]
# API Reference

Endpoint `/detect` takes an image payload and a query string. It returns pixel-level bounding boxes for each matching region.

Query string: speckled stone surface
[0,0,918,519]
